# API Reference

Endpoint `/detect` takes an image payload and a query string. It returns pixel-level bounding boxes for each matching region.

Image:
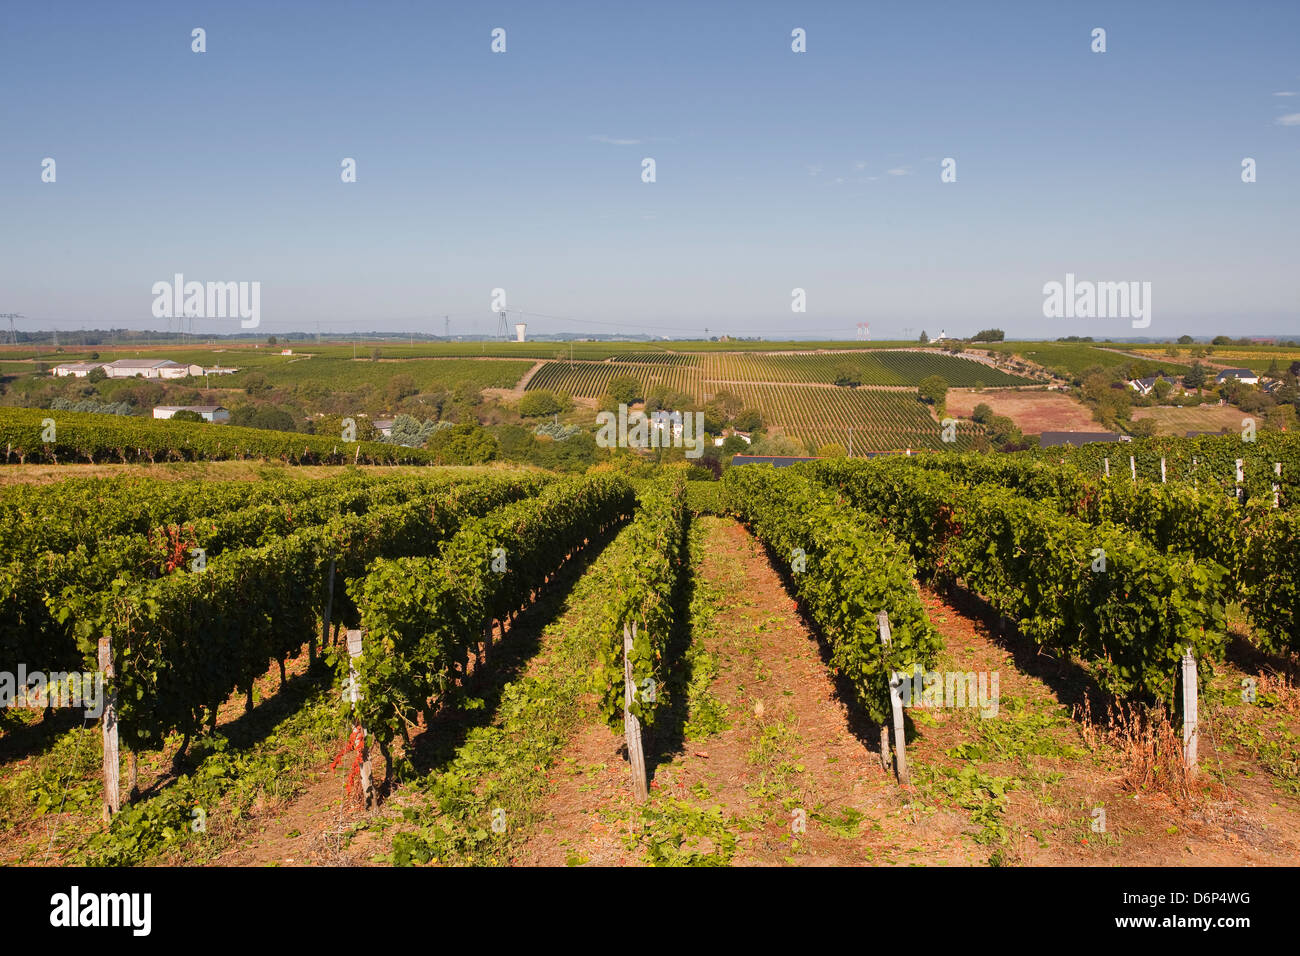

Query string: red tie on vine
[331,725,366,797]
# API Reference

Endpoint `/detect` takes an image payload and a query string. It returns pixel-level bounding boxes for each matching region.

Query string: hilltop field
[2,338,1298,459]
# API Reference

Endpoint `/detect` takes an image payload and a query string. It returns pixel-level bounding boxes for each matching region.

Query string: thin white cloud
[1274,91,1298,96]
[589,134,642,145]
[1276,113,1300,126]
[854,160,867,170]
[886,166,911,176]
[806,164,823,177]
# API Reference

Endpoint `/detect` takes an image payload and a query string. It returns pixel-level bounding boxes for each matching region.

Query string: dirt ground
[507,518,1300,866]
[946,388,1097,434]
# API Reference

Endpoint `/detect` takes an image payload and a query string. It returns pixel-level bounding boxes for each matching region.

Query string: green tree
[701,404,726,436]
[427,423,498,464]
[749,434,805,456]
[645,383,692,413]
[984,413,1024,449]
[170,409,204,423]
[732,407,763,432]
[386,374,419,405]
[919,330,930,344]
[970,329,1005,342]
[243,372,271,396]
[832,363,861,387]
[606,374,642,406]
[971,402,994,424]
[517,390,562,417]
[1266,404,1296,430]
[816,443,847,458]
[1183,361,1207,390]
[1177,334,1194,345]
[495,424,539,461]
[720,434,750,456]
[230,403,295,432]
[251,405,296,432]
[918,374,948,408]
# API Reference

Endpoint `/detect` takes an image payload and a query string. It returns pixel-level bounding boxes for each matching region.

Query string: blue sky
[2,0,1297,340]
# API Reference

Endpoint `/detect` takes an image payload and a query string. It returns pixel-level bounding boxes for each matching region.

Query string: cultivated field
[3,452,1296,869]
[1130,404,1252,436]
[946,388,1098,434]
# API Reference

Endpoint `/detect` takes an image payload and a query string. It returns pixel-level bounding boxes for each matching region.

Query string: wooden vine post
[1235,459,1244,501]
[877,611,909,786]
[98,636,120,821]
[1273,462,1281,508]
[315,556,336,664]
[1160,457,1167,483]
[1129,455,1136,483]
[623,621,649,803]
[345,629,376,807]
[1181,648,1198,771]
[1103,457,1109,478]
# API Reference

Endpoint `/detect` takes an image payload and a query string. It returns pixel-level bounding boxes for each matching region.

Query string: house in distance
[152,404,231,423]
[1215,368,1260,386]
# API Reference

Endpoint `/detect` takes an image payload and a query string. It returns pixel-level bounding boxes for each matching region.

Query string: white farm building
[153,405,231,423]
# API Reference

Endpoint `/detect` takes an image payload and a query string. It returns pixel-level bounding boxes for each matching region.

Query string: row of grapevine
[0,473,522,678]
[0,470,462,561]
[905,452,1298,656]
[0,407,449,465]
[591,470,691,729]
[67,476,548,749]
[722,466,941,725]
[806,458,1230,704]
[345,474,635,759]
[1037,432,1300,504]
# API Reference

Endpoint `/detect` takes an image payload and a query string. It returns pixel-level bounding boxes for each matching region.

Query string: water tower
[514,322,527,343]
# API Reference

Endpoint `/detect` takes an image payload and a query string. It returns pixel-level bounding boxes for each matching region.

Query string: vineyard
[0,408,452,465]
[212,357,534,392]
[2,437,1297,869]
[717,384,976,450]
[527,349,1031,396]
[526,360,701,401]
[524,348,1027,450]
